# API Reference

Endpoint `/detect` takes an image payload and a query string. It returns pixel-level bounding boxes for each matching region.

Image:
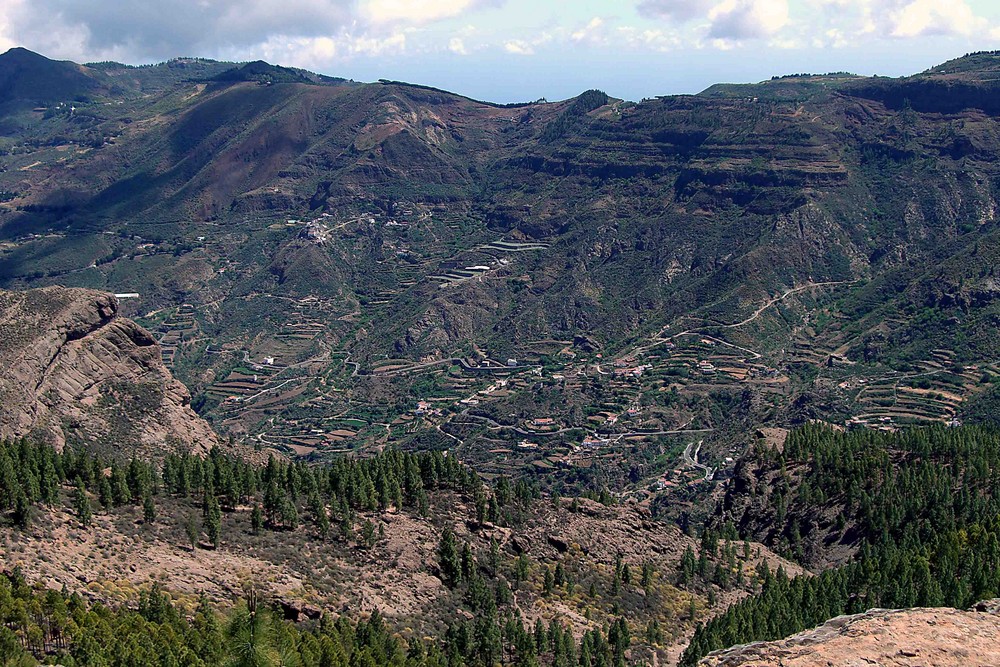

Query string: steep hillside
[844,50,1000,114]
[0,287,219,454]
[6,47,1000,667]
[678,424,1000,665]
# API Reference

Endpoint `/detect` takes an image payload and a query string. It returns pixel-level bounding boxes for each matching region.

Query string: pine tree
[533,618,547,654]
[645,619,662,646]
[361,519,376,548]
[554,562,566,587]
[126,457,146,501]
[339,514,352,542]
[489,538,501,574]
[608,618,630,667]
[203,491,221,548]
[641,561,654,589]
[110,461,130,506]
[73,479,91,527]
[98,475,113,511]
[39,455,59,506]
[543,567,554,595]
[280,497,298,531]
[263,479,281,527]
[13,491,31,529]
[438,526,462,587]
[251,504,264,536]
[309,493,329,538]
[142,492,156,524]
[460,542,475,580]
[515,554,530,586]
[226,590,277,667]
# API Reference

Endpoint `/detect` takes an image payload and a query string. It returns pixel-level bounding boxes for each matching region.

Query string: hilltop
[0,432,808,666]
[0,47,106,107]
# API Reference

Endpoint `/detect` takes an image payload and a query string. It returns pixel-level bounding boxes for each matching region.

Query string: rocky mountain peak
[0,286,219,456]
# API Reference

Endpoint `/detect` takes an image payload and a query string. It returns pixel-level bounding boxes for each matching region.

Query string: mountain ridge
[12,46,1000,106]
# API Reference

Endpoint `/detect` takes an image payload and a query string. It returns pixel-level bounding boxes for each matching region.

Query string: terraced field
[147,304,199,368]
[479,240,551,252]
[847,350,996,428]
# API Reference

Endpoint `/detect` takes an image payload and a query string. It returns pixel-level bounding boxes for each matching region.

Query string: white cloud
[635,0,791,45]
[768,36,801,49]
[809,0,994,44]
[0,0,360,62]
[253,30,407,69]
[0,0,501,64]
[571,17,610,46]
[707,0,789,40]
[887,0,985,38]
[819,27,849,48]
[638,0,998,50]
[504,39,534,55]
[3,0,1000,77]
[616,26,682,51]
[345,30,408,55]
[0,0,23,53]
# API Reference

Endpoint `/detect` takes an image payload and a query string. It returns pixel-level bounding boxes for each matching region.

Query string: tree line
[0,438,538,549]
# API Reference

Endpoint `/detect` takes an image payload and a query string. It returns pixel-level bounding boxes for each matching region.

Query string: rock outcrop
[0,287,218,455]
[700,602,1000,666]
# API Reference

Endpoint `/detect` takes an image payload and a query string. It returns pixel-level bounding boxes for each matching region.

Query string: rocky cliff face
[700,601,1000,666]
[0,287,218,455]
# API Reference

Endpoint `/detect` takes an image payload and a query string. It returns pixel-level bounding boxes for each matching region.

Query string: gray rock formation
[0,287,218,455]
[700,601,1000,666]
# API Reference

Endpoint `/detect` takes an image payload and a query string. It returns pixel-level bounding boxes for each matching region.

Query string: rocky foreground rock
[700,601,1000,666]
[0,287,218,454]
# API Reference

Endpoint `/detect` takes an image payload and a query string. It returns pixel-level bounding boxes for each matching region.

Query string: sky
[2,0,1000,103]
